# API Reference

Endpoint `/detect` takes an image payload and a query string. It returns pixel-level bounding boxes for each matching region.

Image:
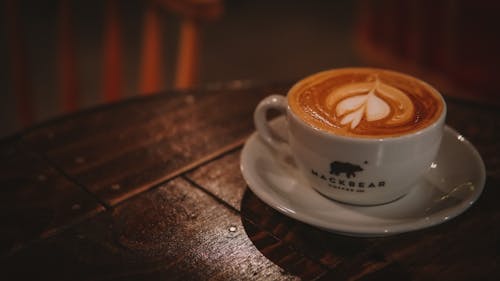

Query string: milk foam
[288,68,443,138]
[327,77,414,129]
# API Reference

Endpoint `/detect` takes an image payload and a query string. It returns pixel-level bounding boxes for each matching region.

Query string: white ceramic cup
[254,71,446,205]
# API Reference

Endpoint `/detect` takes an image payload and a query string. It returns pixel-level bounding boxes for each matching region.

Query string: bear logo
[329,161,364,178]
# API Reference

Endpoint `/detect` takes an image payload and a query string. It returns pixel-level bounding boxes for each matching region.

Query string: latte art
[288,68,444,138]
[327,77,414,129]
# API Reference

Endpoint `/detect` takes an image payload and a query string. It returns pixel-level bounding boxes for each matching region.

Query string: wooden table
[1,83,499,280]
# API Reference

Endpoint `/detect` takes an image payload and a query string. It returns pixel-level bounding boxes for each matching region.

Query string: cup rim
[286,67,447,143]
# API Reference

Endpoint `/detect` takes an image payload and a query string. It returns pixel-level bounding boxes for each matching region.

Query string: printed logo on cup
[310,160,386,194]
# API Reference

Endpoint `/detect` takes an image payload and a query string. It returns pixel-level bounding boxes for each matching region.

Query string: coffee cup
[254,68,446,205]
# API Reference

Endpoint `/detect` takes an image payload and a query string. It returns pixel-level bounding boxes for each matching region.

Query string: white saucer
[240,117,486,237]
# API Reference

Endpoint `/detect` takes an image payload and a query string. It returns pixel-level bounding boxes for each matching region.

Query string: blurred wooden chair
[4,0,223,128]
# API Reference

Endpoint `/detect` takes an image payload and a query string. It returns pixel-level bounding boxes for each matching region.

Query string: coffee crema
[288,68,444,138]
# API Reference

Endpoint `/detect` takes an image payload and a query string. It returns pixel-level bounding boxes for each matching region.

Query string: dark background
[2,0,499,138]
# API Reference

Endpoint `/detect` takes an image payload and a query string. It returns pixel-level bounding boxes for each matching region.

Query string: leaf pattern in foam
[327,78,414,129]
[365,90,390,121]
[375,82,414,124]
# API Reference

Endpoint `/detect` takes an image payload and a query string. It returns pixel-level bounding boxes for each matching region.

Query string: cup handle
[254,95,289,149]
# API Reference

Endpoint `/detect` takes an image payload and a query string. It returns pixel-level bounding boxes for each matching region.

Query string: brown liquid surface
[288,68,444,138]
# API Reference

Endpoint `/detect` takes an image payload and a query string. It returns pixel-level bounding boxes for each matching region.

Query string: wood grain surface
[0,85,499,280]
[0,139,104,257]
[2,178,325,281]
[20,85,288,207]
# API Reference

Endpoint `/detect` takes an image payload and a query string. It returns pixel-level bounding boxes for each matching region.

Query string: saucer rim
[240,118,486,236]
